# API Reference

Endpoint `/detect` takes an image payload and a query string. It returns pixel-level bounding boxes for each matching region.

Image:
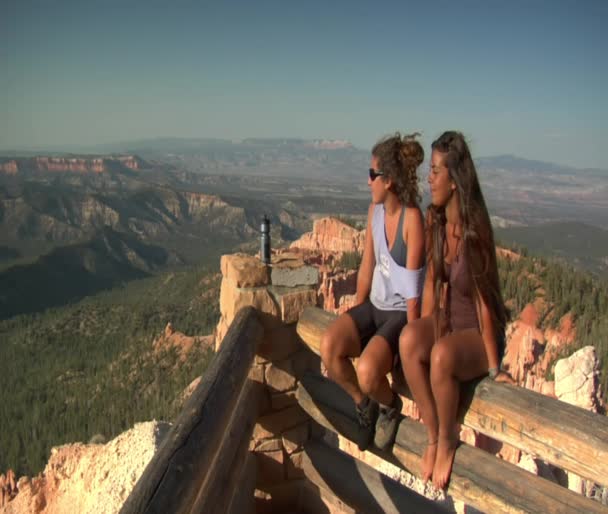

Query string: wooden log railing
[298,371,606,514]
[297,306,608,514]
[302,439,448,514]
[121,306,263,514]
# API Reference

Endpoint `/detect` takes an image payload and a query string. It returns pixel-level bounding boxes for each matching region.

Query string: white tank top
[369,204,424,311]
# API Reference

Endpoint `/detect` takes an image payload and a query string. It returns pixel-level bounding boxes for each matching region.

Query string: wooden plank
[302,439,447,514]
[120,306,263,514]
[190,380,258,513]
[297,372,608,514]
[297,306,608,486]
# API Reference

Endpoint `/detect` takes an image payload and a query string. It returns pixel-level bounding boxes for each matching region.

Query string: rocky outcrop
[152,322,214,361]
[317,266,358,314]
[495,247,521,261]
[554,346,602,413]
[290,217,365,255]
[502,304,575,396]
[0,471,17,509]
[0,421,171,514]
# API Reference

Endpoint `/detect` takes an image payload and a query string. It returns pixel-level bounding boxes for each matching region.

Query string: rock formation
[0,470,17,509]
[502,304,576,396]
[152,322,214,361]
[290,217,365,255]
[0,156,145,174]
[0,422,170,514]
[554,346,603,413]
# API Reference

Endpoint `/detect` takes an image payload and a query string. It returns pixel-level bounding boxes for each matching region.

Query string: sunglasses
[369,168,384,181]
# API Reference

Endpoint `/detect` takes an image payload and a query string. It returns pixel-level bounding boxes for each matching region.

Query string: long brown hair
[427,131,507,337]
[372,132,424,207]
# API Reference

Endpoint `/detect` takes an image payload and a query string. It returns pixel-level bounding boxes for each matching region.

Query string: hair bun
[400,133,424,168]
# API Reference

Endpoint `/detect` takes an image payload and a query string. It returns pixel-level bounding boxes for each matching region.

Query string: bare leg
[320,313,364,404]
[399,316,437,481]
[430,328,489,489]
[356,335,395,406]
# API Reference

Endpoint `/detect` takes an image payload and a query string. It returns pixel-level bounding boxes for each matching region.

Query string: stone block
[257,324,303,362]
[254,405,310,440]
[268,286,318,323]
[257,387,273,416]
[255,449,284,486]
[249,363,265,384]
[287,450,306,479]
[221,253,269,288]
[282,423,310,454]
[257,311,285,333]
[253,438,283,453]
[271,391,298,410]
[271,265,319,288]
[265,361,296,393]
[255,354,270,365]
[219,280,279,323]
[290,347,323,380]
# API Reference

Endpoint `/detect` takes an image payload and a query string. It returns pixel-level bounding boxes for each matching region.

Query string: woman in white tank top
[320,132,426,452]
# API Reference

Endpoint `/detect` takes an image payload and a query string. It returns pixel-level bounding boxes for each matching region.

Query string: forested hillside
[0,266,220,476]
[499,251,608,396]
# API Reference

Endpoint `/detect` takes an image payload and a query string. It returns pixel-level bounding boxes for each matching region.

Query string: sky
[1,0,607,168]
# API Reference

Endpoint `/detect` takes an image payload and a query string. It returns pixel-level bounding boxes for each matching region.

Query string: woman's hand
[493,370,515,384]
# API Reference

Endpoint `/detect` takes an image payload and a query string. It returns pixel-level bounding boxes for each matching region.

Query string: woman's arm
[404,207,425,320]
[355,203,376,305]
[476,290,514,383]
[421,263,435,318]
[477,292,499,370]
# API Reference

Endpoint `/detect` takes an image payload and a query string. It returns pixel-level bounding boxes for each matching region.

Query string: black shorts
[346,300,407,357]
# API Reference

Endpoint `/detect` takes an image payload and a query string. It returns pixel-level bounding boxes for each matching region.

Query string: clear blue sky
[1,0,606,168]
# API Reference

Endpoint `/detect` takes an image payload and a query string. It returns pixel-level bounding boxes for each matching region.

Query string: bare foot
[432,436,458,489]
[421,440,437,482]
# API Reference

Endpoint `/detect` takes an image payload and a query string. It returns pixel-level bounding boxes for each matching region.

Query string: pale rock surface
[1,421,171,514]
[554,346,601,413]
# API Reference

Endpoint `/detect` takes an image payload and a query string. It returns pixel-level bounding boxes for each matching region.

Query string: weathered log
[190,380,258,513]
[302,439,446,514]
[121,306,263,514]
[297,306,608,486]
[297,372,608,514]
[296,306,336,351]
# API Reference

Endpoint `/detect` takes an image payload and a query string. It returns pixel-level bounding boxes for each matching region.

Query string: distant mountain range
[0,155,147,175]
[0,141,606,311]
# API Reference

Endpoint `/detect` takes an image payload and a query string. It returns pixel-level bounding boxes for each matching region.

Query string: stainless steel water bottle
[260,215,271,264]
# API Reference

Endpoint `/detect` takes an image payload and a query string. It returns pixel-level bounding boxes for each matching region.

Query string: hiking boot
[374,394,403,451]
[355,396,379,451]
